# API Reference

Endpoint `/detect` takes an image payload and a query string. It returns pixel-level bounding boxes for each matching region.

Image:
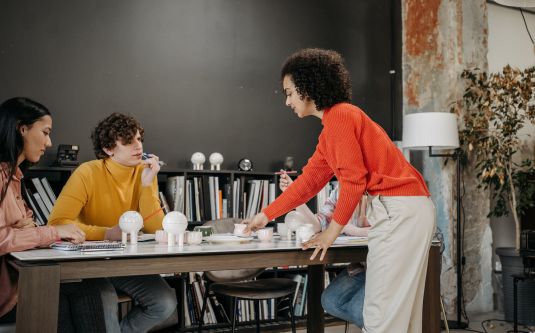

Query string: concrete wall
[402,0,493,316]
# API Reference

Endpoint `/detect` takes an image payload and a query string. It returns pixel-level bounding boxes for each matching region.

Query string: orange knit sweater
[263,103,430,226]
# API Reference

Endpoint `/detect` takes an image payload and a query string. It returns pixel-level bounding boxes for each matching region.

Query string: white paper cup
[257,227,274,242]
[277,223,288,238]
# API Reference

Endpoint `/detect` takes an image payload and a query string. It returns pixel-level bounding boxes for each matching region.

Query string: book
[32,178,53,214]
[23,185,44,225]
[40,178,57,203]
[33,192,50,220]
[159,192,170,214]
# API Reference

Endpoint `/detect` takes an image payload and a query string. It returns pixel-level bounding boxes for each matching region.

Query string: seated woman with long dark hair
[0,97,89,328]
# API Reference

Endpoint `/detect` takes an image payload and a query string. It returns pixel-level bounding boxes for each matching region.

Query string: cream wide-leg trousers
[362,196,436,333]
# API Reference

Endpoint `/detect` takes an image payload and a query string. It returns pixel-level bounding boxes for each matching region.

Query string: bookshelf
[157,168,301,225]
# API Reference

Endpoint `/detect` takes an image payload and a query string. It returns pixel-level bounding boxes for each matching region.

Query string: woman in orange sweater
[245,49,436,333]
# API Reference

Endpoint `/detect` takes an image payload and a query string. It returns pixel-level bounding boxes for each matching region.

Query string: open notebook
[51,241,125,252]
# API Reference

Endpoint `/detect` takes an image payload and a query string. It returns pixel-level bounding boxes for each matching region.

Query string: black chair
[198,218,297,333]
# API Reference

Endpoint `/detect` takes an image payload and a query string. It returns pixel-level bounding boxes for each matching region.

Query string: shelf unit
[158,168,306,226]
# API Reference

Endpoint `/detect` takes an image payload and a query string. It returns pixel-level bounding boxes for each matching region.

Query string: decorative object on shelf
[284,210,306,241]
[237,158,253,171]
[191,152,206,170]
[402,111,465,329]
[284,156,295,171]
[162,211,188,247]
[56,144,80,166]
[209,152,224,170]
[118,211,144,245]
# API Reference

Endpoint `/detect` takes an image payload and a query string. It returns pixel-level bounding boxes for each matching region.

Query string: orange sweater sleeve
[263,109,368,225]
[263,140,334,220]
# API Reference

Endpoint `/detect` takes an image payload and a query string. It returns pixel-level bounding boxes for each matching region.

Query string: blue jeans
[91,275,177,333]
[321,268,366,328]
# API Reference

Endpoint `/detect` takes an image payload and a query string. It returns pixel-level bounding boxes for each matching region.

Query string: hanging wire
[520,8,535,45]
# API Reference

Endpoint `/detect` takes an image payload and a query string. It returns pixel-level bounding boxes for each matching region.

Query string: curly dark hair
[281,48,352,111]
[91,113,144,159]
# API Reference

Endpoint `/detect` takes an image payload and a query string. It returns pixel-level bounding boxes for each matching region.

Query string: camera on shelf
[56,144,80,167]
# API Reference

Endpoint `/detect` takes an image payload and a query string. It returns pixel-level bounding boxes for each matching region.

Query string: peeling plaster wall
[403,0,492,315]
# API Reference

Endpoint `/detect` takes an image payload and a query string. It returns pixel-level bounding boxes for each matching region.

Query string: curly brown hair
[91,113,144,159]
[281,48,352,111]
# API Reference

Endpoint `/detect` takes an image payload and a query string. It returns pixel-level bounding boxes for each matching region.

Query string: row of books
[23,177,57,225]
[162,176,277,221]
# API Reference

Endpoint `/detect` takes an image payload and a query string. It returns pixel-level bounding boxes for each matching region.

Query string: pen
[142,153,166,166]
[274,170,298,175]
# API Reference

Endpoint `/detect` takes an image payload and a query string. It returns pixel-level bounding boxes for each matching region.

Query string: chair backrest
[203,218,265,283]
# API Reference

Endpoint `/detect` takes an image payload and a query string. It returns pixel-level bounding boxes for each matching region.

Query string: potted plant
[457,65,535,324]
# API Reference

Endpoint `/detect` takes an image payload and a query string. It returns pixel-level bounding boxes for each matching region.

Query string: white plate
[204,235,254,244]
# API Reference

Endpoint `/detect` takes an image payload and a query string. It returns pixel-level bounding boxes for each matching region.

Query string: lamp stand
[428,147,467,329]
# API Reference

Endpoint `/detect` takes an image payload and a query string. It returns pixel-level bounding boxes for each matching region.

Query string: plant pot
[496,247,535,325]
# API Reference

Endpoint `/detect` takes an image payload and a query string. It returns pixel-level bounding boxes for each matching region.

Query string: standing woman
[245,49,436,333]
[0,97,85,323]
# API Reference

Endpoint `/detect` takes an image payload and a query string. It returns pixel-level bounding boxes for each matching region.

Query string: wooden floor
[282,311,535,333]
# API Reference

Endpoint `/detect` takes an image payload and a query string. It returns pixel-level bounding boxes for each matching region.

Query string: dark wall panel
[0,0,396,171]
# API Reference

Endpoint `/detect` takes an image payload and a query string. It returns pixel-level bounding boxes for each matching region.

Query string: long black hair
[0,97,51,205]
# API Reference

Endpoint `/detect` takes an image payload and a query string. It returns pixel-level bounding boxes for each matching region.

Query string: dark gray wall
[0,0,397,171]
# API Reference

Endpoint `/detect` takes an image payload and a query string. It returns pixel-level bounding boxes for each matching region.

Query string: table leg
[423,246,441,333]
[307,264,325,333]
[16,263,60,333]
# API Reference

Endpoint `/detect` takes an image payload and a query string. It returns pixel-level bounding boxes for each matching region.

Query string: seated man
[49,113,176,333]
[279,173,368,327]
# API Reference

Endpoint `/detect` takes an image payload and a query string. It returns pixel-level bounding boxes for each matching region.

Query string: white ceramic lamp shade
[162,211,188,247]
[402,112,460,150]
[119,211,144,245]
[191,152,206,170]
[209,152,224,170]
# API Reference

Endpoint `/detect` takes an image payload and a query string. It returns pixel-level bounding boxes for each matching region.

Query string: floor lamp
[402,112,467,329]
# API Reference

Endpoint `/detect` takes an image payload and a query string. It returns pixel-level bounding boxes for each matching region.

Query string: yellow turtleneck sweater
[48,159,164,240]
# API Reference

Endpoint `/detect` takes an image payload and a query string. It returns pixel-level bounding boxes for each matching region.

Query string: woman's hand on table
[55,224,86,244]
[302,220,344,261]
[243,212,269,234]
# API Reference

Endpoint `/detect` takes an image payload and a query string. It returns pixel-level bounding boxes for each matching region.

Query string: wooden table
[10,239,440,332]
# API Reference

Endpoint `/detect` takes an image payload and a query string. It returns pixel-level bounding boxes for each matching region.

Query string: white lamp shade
[402,112,460,150]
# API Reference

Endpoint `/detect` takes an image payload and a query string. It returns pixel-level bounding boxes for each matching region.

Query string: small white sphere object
[209,152,224,165]
[284,210,306,231]
[162,211,188,234]
[191,152,206,164]
[119,211,143,233]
